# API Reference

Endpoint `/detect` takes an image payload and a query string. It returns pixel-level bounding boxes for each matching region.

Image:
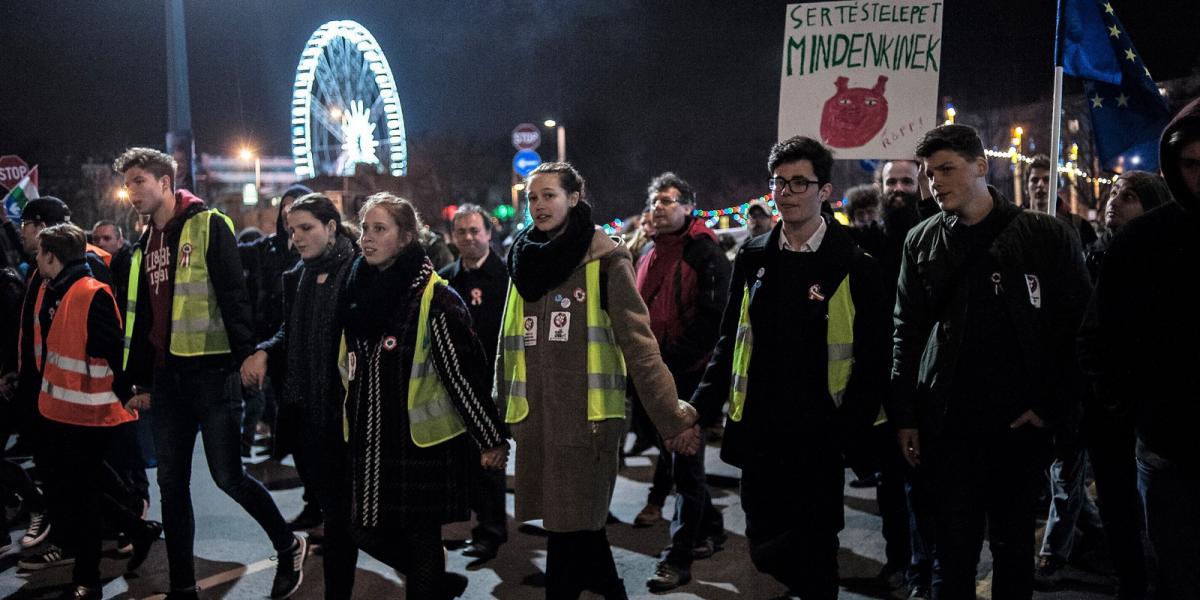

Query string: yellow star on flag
[1091,95,1104,108]
[1125,48,1136,62]
[1108,24,1120,38]
[1104,2,1115,14]
[1116,93,1130,107]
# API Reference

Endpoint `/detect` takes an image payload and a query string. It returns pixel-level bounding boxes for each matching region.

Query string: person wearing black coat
[242,193,360,600]
[343,193,508,600]
[890,125,1092,599]
[1080,96,1200,599]
[690,137,891,599]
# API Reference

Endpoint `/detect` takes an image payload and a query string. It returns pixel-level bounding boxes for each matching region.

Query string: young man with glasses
[683,137,891,599]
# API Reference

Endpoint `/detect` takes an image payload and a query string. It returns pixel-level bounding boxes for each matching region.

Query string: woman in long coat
[343,193,509,599]
[497,162,699,600]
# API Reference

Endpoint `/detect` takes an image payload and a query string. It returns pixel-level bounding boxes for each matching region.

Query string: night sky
[2,0,1198,220]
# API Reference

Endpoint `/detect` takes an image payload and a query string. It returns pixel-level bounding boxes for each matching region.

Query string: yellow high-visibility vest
[728,275,855,421]
[408,272,467,447]
[123,209,235,367]
[500,259,626,424]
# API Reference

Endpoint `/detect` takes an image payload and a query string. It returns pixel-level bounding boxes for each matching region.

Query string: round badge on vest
[382,335,398,351]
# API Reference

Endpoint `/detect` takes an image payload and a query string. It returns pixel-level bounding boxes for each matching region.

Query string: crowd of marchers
[1,96,1199,600]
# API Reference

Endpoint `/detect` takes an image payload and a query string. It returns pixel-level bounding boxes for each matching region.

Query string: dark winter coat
[241,203,300,345]
[889,188,1092,437]
[1079,96,1200,468]
[343,248,508,529]
[691,217,892,467]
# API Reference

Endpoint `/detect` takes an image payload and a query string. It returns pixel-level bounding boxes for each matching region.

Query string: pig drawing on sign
[819,75,889,148]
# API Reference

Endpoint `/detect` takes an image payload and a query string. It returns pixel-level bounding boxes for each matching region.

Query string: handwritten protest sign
[778,1,944,159]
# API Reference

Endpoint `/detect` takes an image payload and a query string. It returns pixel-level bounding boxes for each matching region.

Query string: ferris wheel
[291,20,407,178]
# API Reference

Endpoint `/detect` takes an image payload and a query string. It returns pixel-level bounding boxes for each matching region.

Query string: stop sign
[0,155,30,191]
[511,123,541,151]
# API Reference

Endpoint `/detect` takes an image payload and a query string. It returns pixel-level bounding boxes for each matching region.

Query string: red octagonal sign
[511,123,541,151]
[0,155,30,191]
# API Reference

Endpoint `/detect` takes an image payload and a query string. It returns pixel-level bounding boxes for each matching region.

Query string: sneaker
[127,520,163,572]
[270,533,307,599]
[633,503,663,528]
[646,561,691,592]
[57,585,100,600]
[287,503,323,531]
[21,512,50,548]
[461,539,499,561]
[18,544,74,570]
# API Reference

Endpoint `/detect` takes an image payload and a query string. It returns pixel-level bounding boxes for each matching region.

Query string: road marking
[139,557,277,600]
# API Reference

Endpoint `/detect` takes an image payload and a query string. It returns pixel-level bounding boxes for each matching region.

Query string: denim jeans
[152,366,292,589]
[1136,443,1200,600]
[1040,430,1103,561]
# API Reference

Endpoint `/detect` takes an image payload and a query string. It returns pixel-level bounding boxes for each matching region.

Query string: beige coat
[496,229,697,532]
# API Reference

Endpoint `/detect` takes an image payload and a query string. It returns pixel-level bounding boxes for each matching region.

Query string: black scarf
[507,201,595,301]
[346,242,430,339]
[282,235,355,422]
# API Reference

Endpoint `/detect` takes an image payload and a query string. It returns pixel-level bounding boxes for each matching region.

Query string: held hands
[897,428,921,467]
[481,444,509,470]
[664,424,702,456]
[240,351,268,389]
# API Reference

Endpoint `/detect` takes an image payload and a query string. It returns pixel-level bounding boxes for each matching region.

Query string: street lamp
[543,119,566,162]
[239,147,261,199]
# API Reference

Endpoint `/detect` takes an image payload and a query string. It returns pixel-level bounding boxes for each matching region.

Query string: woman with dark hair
[341,192,508,599]
[497,162,699,600]
[242,193,360,599]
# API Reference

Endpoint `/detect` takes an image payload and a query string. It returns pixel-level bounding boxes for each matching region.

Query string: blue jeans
[1136,444,1200,600]
[152,366,293,589]
[1040,431,1103,561]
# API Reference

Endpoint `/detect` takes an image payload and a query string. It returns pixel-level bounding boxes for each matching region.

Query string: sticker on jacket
[549,311,571,342]
[524,316,537,347]
[1025,274,1041,308]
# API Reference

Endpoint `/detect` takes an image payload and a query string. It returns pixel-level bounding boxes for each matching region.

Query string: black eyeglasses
[768,177,822,194]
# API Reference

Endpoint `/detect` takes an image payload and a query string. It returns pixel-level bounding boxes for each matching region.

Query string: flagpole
[1047,0,1065,218]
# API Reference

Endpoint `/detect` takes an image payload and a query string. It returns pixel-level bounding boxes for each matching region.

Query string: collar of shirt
[779,218,827,253]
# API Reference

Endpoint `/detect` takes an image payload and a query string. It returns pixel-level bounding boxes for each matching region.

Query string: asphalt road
[2,437,1118,599]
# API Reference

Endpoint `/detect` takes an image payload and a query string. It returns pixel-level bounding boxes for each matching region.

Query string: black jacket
[1079,96,1200,467]
[241,229,300,345]
[889,188,1092,436]
[691,217,891,467]
[439,248,509,370]
[123,193,255,391]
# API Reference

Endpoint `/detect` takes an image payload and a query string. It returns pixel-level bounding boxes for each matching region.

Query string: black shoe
[647,561,691,592]
[127,520,163,572]
[18,544,74,570]
[1033,555,1065,590]
[439,572,469,599]
[286,504,323,531]
[57,585,100,600]
[461,539,499,561]
[270,534,307,599]
[849,472,881,488]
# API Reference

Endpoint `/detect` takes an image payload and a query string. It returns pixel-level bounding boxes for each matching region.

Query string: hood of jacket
[1159,96,1200,212]
[137,189,208,245]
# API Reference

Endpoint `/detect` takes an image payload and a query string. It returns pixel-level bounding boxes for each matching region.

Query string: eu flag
[1061,0,1171,170]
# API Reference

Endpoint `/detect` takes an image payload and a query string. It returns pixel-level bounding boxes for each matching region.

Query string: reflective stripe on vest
[501,259,626,424]
[123,209,235,366]
[728,274,855,422]
[34,277,135,427]
[408,272,467,448]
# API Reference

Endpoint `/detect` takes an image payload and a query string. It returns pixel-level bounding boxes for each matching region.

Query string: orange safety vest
[86,244,112,267]
[33,277,135,427]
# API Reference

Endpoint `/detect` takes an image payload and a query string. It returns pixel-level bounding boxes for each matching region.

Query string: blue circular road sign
[513,149,542,177]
